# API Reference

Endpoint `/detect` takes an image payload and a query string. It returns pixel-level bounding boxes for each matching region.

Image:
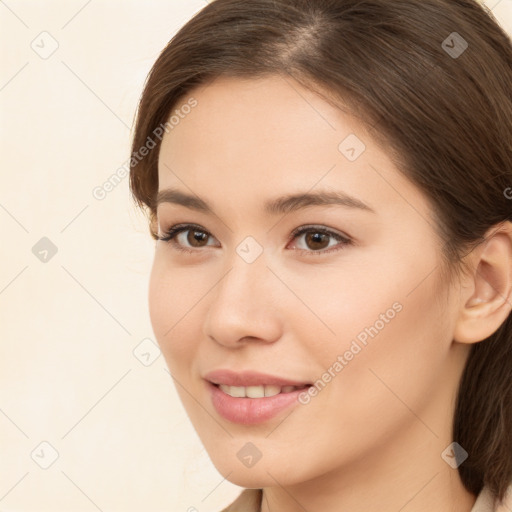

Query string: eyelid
[158,223,353,255]
[288,225,352,255]
[158,223,219,253]
[289,224,351,242]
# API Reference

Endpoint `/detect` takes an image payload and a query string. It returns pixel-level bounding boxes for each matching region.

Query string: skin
[148,75,512,512]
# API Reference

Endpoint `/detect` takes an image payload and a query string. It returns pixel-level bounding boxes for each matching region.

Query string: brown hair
[129,0,512,501]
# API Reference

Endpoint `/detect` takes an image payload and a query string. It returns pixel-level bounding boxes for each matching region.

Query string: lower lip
[206,381,308,425]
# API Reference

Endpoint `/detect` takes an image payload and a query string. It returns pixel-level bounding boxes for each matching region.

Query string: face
[149,75,468,488]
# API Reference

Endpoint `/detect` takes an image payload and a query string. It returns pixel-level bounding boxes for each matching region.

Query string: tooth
[218,384,300,398]
[230,386,246,398]
[264,385,281,397]
[246,385,266,398]
[219,384,231,395]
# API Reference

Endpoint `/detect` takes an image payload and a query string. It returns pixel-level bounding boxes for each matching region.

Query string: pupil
[307,232,328,250]
[189,230,207,246]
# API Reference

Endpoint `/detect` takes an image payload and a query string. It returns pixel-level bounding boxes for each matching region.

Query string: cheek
[148,257,170,340]
[148,255,199,362]
[283,259,405,363]
[307,244,449,404]
[318,271,450,441]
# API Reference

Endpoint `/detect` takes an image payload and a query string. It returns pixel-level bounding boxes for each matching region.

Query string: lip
[206,380,309,425]
[203,369,311,387]
[203,369,312,425]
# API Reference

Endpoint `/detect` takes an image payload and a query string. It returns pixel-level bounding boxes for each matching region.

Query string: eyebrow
[155,188,376,215]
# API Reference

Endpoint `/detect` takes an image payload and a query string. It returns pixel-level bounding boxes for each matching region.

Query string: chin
[206,453,267,484]
[212,452,309,489]
[217,470,272,489]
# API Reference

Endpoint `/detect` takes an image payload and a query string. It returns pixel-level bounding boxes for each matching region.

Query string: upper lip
[204,369,311,387]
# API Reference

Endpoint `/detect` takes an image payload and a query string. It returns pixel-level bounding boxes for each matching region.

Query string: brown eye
[158,223,352,256]
[303,232,330,251]
[186,229,209,247]
[157,224,218,253]
[289,226,352,255]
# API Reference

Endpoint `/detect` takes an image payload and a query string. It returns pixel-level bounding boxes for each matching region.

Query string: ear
[453,221,512,344]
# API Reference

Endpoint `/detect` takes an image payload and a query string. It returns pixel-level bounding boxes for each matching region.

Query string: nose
[202,249,283,348]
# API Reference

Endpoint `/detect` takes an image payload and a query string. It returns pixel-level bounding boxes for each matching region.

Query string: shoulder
[494,483,512,512]
[471,483,512,512]
[220,489,263,512]
[218,484,512,512]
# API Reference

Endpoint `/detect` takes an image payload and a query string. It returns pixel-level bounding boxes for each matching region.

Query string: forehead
[159,75,360,170]
[156,75,433,226]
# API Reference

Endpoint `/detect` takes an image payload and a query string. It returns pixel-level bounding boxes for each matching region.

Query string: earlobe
[453,221,512,344]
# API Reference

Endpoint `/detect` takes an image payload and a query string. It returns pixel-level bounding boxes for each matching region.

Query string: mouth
[203,369,314,425]
[211,382,311,398]
[204,368,312,388]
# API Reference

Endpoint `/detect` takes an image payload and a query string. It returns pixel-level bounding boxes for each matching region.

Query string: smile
[217,383,309,398]
[206,381,312,425]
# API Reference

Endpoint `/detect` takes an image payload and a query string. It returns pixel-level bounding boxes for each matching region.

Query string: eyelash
[157,223,353,256]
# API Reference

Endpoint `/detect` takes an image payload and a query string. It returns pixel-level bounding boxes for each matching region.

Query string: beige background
[0,1,511,511]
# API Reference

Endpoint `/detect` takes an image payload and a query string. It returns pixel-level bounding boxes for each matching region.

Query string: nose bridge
[203,239,282,345]
[215,239,270,311]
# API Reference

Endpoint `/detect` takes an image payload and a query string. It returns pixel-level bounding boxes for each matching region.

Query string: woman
[129,1,512,510]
